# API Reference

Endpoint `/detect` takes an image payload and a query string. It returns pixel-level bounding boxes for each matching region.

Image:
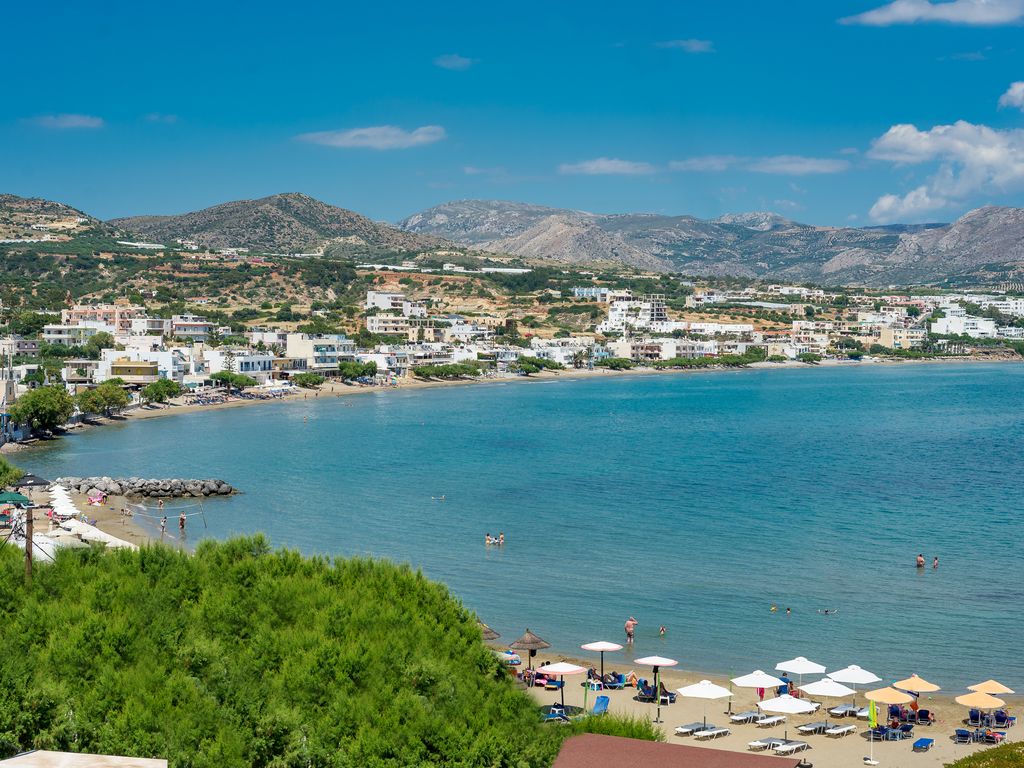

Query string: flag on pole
[869,700,878,728]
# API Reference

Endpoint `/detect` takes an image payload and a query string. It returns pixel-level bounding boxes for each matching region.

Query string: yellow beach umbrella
[893,674,940,693]
[866,686,915,705]
[968,680,1015,695]
[955,691,1006,709]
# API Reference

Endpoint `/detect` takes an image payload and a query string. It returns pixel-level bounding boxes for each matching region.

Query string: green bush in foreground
[0,537,569,767]
[948,741,1024,768]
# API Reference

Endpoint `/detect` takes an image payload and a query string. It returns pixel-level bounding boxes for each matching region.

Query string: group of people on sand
[485,532,505,546]
[916,553,939,569]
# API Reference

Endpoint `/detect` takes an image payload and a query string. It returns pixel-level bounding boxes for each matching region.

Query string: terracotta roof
[553,734,802,768]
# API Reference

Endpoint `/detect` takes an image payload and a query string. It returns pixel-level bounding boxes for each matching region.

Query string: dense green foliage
[337,361,378,381]
[652,350,766,369]
[0,538,570,766]
[291,373,325,388]
[8,386,74,433]
[75,381,130,417]
[797,352,823,364]
[0,457,24,489]
[947,741,1024,768]
[210,371,259,390]
[595,358,635,370]
[411,363,481,379]
[141,379,183,404]
[512,356,564,375]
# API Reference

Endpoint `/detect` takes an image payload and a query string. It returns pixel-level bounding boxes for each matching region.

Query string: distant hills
[400,200,1024,286]
[111,192,439,254]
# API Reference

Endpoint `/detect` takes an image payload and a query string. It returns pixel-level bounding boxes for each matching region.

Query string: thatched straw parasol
[509,628,550,670]
[478,620,500,641]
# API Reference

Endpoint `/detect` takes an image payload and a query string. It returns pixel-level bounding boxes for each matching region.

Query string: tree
[292,373,325,389]
[142,379,183,404]
[596,357,635,370]
[0,456,24,488]
[210,371,258,392]
[84,331,116,354]
[797,352,822,364]
[9,386,75,433]
[76,381,130,417]
[338,361,378,381]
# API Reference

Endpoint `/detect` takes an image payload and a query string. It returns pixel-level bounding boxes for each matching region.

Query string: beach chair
[756,715,786,727]
[603,673,626,690]
[658,682,676,705]
[968,709,983,727]
[994,711,1016,728]
[954,729,972,744]
[730,710,761,724]
[917,709,934,725]
[829,704,858,718]
[825,724,856,737]
[636,682,657,703]
[984,731,1007,744]
[544,678,563,691]
[774,740,810,755]
[869,726,889,741]
[748,738,784,752]
[889,705,902,721]
[544,710,570,723]
[592,695,609,716]
[695,727,731,740]
[797,721,828,735]
[675,722,709,737]
[899,724,915,739]
[913,738,934,752]
[856,707,871,719]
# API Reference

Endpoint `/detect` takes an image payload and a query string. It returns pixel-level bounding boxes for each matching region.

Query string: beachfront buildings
[0,336,40,356]
[284,333,357,373]
[365,291,427,318]
[96,348,187,385]
[42,322,113,347]
[931,307,997,338]
[171,314,215,342]
[203,348,274,383]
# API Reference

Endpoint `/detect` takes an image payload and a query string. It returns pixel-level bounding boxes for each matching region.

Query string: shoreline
[4,354,1021,454]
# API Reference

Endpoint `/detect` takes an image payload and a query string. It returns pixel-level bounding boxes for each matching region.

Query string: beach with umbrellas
[493,628,1019,767]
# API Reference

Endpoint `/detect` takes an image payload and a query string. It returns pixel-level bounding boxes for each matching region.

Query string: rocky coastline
[56,476,237,498]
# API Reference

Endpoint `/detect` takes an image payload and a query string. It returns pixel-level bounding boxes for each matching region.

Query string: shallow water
[21,363,1024,687]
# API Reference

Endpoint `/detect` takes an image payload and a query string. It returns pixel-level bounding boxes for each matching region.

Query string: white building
[931,307,997,338]
[365,291,427,318]
[366,314,411,335]
[96,347,186,384]
[129,317,172,337]
[42,321,114,347]
[171,314,215,342]
[284,334,357,372]
[596,295,669,333]
[204,348,274,383]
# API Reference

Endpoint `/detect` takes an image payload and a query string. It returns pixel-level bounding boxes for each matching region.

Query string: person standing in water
[916,553,925,568]
[933,556,939,569]
[624,616,638,644]
[179,512,186,533]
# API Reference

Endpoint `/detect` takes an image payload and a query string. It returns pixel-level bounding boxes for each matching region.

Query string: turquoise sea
[20,363,1024,688]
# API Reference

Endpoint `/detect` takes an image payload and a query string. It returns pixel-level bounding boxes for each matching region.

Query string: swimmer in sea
[770,604,778,613]
[916,553,925,568]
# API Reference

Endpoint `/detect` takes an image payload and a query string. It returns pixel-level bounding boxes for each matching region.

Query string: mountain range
[400,200,1024,286]
[111,192,439,253]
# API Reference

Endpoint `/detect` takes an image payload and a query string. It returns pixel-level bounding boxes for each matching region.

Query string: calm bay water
[21,363,1024,687]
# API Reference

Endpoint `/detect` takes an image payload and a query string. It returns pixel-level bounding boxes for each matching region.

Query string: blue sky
[2,0,1024,225]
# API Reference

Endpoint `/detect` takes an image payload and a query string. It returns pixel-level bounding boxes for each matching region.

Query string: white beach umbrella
[536,662,587,710]
[759,693,819,740]
[776,656,826,687]
[581,640,623,679]
[799,677,856,725]
[634,655,678,724]
[731,669,786,694]
[829,664,881,706]
[677,679,732,727]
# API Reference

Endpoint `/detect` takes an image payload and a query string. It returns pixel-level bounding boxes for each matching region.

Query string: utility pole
[24,505,32,584]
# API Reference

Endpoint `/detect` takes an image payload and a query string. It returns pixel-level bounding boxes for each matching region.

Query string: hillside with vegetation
[111,193,442,254]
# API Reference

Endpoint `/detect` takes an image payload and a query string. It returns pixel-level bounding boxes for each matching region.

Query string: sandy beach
[516,647,1020,768]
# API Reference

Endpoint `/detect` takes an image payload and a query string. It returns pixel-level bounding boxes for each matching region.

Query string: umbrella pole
[561,677,565,709]
[653,666,662,724]
[600,651,604,679]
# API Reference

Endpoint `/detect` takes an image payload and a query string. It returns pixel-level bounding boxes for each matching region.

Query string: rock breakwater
[56,476,236,498]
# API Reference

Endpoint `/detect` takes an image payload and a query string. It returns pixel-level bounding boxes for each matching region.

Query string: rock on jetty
[55,476,236,498]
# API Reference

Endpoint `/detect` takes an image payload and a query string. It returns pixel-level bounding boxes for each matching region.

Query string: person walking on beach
[624,616,637,644]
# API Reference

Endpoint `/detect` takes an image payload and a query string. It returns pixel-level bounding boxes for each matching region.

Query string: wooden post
[24,506,33,584]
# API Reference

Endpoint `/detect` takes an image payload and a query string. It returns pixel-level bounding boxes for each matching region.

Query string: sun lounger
[829,704,859,718]
[825,724,856,737]
[695,727,731,740]
[545,679,563,691]
[756,715,786,727]
[994,712,1016,728]
[856,707,871,719]
[913,738,934,752]
[603,673,626,690]
[954,729,972,744]
[984,731,1007,744]
[899,724,915,739]
[730,710,761,724]
[968,709,983,727]
[797,721,828,735]
[675,722,711,737]
[592,696,609,716]
[917,709,934,724]
[748,738,785,752]
[774,740,810,755]
[636,682,657,703]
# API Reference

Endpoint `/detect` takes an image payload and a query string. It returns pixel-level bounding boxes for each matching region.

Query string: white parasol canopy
[776,656,826,676]
[537,662,587,709]
[758,693,819,715]
[678,680,732,727]
[732,670,786,689]
[634,656,678,725]
[828,665,881,686]
[581,640,623,678]
[799,677,856,699]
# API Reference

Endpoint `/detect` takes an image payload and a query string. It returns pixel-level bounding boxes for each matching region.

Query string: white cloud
[30,113,104,129]
[999,81,1024,109]
[434,53,474,70]
[773,199,804,211]
[840,0,1024,26]
[747,155,850,174]
[839,146,860,155]
[670,154,849,175]
[669,155,741,171]
[558,157,657,175]
[867,120,1024,221]
[296,125,446,150]
[655,39,715,53]
[143,113,178,124]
